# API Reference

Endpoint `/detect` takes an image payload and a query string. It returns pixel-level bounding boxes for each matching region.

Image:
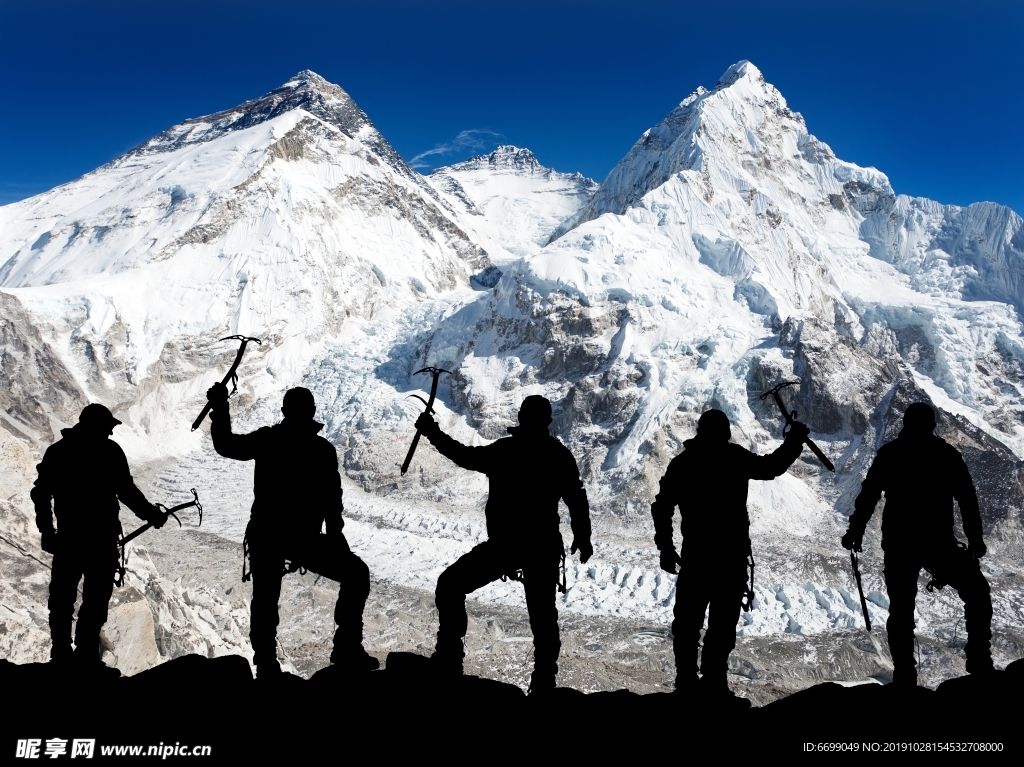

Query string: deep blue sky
[1,0,1021,213]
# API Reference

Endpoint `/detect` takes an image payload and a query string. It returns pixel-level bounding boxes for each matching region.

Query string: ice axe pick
[191,335,262,431]
[400,367,451,475]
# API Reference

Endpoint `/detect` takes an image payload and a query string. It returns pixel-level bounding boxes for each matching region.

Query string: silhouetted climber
[652,409,808,702]
[31,404,167,675]
[205,383,377,678]
[414,395,592,694]
[842,402,993,685]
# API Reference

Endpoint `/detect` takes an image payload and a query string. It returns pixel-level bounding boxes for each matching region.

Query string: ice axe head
[414,366,452,381]
[219,335,263,346]
[759,380,800,433]
[413,367,452,408]
[758,380,798,402]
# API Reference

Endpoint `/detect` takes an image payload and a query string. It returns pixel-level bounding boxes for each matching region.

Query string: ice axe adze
[400,367,451,476]
[115,489,203,586]
[851,549,872,632]
[759,380,835,472]
[191,335,262,431]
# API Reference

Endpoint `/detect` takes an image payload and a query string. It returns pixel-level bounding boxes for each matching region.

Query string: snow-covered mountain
[1,63,1022,691]
[0,70,488,455]
[408,61,1024,675]
[428,145,597,264]
[428,61,1024,471]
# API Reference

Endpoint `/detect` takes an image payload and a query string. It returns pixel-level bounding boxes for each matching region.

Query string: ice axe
[759,381,835,472]
[191,335,262,431]
[850,549,872,632]
[115,489,203,586]
[400,367,451,475]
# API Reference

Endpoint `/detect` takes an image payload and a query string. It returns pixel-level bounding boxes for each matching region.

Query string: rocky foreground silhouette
[3,653,1021,758]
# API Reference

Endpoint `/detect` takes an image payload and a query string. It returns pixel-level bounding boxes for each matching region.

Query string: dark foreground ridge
[4,653,1021,759]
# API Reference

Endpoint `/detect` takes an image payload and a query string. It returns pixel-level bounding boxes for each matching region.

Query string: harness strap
[740,553,755,612]
[925,541,970,592]
[114,546,127,588]
[241,534,252,583]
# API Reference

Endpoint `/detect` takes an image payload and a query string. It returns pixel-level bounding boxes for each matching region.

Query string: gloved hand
[968,540,987,559]
[841,529,863,552]
[786,421,810,442]
[40,529,58,555]
[571,539,593,564]
[206,382,229,408]
[415,412,440,436]
[147,504,167,529]
[659,549,681,575]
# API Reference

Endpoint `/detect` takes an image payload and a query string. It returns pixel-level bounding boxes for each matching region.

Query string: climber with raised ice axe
[651,408,809,705]
[414,395,593,695]
[205,382,377,678]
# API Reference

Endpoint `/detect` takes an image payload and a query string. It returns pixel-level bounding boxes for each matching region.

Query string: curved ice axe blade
[408,395,435,414]
[759,380,835,472]
[191,335,262,431]
[400,367,451,476]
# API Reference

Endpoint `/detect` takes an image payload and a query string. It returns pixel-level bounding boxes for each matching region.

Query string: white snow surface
[2,63,1023,646]
[428,145,597,263]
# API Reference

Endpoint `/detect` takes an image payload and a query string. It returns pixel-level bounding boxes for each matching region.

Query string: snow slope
[428,145,597,264]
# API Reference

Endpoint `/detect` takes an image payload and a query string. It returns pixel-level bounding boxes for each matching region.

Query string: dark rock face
[0,292,88,442]
[4,653,1021,756]
[470,266,503,290]
[753,315,901,437]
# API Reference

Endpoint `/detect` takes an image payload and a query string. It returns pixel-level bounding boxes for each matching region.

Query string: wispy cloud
[410,129,505,169]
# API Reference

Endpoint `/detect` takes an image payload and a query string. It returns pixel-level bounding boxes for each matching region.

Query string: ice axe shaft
[191,335,262,431]
[851,549,872,632]
[759,381,835,472]
[400,367,451,476]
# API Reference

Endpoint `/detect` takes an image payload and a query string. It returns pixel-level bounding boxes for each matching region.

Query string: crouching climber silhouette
[652,409,807,702]
[31,404,168,675]
[415,395,592,694]
[206,383,376,678]
[842,402,993,686]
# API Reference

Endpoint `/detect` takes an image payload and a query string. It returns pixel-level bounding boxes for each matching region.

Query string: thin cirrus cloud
[409,129,505,169]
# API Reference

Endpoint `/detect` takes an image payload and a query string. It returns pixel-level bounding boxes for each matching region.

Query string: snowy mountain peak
[715,59,764,89]
[427,147,597,261]
[114,70,429,191]
[547,60,813,242]
[436,145,544,175]
[280,69,338,93]
[483,145,540,171]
